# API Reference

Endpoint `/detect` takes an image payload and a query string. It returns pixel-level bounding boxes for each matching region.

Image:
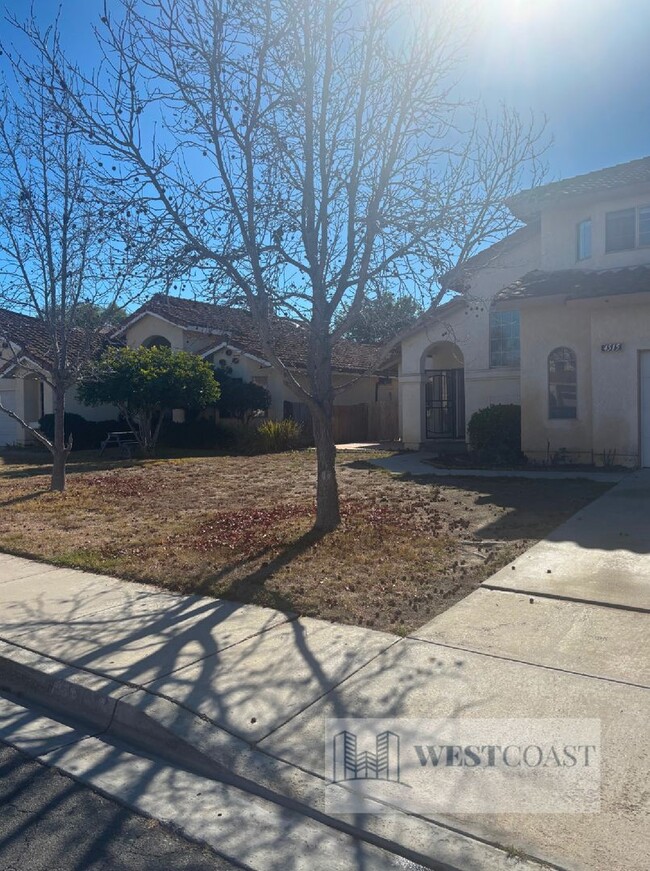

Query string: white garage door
[0,390,20,447]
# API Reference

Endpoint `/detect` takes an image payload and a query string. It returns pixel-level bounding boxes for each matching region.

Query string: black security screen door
[425,369,465,439]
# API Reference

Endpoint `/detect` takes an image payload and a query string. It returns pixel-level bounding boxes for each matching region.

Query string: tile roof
[0,308,104,376]
[495,265,650,304]
[442,223,540,291]
[116,294,394,374]
[507,156,650,221]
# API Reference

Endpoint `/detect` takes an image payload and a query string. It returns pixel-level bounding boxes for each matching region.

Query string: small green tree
[79,346,220,454]
[213,366,271,423]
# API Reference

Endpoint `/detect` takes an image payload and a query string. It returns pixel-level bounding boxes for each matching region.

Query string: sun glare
[498,0,563,26]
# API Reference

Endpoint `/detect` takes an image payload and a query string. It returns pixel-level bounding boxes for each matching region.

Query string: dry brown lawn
[0,449,611,633]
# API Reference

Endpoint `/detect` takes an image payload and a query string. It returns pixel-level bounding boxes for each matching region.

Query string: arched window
[548,347,577,419]
[141,335,171,349]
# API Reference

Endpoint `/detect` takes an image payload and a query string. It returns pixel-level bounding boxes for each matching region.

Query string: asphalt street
[0,742,238,871]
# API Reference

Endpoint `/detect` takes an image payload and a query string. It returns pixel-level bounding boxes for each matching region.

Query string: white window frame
[576,218,592,261]
[605,205,650,253]
[489,310,520,369]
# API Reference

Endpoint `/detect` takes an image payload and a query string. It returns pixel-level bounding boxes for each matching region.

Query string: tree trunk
[307,318,341,532]
[51,380,69,492]
[311,402,341,532]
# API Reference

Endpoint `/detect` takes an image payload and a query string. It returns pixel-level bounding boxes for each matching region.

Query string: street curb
[0,641,559,871]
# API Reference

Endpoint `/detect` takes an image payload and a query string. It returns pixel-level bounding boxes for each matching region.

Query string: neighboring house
[0,310,115,447]
[399,156,650,467]
[114,294,398,442]
[0,294,398,446]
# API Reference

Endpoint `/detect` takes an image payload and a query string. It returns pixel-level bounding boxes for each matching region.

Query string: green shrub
[256,419,304,452]
[213,367,271,422]
[467,404,523,466]
[159,419,228,450]
[39,413,123,451]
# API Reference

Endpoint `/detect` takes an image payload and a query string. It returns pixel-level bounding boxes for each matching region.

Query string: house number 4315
[601,342,623,352]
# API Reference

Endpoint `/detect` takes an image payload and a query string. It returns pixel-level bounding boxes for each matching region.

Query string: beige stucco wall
[0,372,118,447]
[399,230,539,448]
[540,182,650,271]
[519,295,650,466]
[519,301,593,462]
[125,314,185,350]
[0,378,22,446]
[292,371,394,408]
[64,389,119,422]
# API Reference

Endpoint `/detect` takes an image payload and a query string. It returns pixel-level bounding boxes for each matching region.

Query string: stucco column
[399,372,423,449]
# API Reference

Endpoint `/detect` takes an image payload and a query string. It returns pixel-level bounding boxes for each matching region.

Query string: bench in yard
[99,431,139,459]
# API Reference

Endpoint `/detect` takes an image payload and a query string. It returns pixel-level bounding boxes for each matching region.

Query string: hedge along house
[0,309,116,447]
[112,294,398,443]
[398,156,650,467]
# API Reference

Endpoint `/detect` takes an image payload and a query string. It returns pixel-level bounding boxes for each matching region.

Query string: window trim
[576,218,592,261]
[548,346,577,421]
[489,309,521,369]
[638,205,650,248]
[605,205,650,253]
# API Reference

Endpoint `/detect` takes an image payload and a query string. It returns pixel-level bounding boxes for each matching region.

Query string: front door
[425,369,465,440]
[640,352,650,466]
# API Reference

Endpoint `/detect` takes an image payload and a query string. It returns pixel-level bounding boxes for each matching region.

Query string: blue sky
[463,0,650,180]
[1,0,648,184]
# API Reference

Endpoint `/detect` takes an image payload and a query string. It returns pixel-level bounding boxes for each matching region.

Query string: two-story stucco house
[399,156,650,467]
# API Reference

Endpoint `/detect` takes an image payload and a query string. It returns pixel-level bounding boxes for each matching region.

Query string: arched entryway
[421,342,465,441]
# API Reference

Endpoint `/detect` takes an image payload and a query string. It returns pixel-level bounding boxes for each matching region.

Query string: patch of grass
[0,451,611,632]
[51,548,125,575]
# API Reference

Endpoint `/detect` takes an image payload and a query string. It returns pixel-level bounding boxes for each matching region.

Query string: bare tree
[0,27,157,491]
[26,0,546,525]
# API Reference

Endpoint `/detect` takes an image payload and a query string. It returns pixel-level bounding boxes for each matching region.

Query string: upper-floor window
[605,206,650,252]
[548,347,577,419]
[576,219,592,260]
[639,207,650,247]
[489,310,520,368]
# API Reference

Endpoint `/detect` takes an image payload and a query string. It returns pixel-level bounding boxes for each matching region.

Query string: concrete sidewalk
[1,471,649,869]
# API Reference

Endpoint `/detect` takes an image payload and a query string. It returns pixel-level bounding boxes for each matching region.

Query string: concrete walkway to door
[368,450,628,482]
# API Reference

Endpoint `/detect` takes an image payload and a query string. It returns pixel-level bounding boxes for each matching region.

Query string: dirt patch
[0,450,612,633]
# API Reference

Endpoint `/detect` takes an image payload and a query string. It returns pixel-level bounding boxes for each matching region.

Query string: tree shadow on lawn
[0,489,50,508]
[0,446,310,481]
[190,528,327,616]
[0,451,145,480]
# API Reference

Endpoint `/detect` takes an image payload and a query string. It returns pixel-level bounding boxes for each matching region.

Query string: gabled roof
[0,309,104,376]
[507,156,650,222]
[495,265,650,304]
[441,223,540,292]
[116,294,394,375]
